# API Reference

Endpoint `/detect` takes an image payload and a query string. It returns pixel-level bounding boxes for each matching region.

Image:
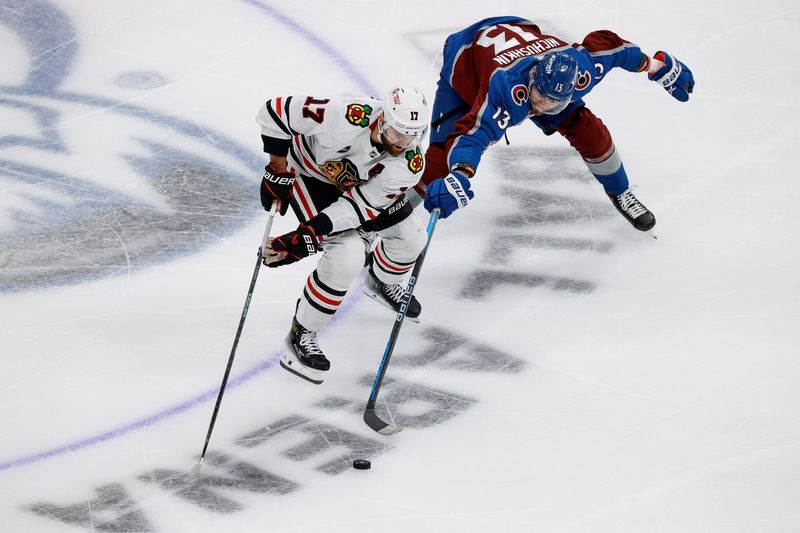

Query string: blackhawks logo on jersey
[405,147,423,174]
[345,103,372,127]
[319,158,363,190]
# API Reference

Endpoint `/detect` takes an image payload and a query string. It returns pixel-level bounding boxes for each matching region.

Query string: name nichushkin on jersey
[493,37,562,65]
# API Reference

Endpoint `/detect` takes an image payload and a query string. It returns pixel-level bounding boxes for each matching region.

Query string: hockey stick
[189,201,279,479]
[363,208,441,435]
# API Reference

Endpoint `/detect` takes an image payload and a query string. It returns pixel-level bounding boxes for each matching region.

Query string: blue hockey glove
[424,173,474,219]
[649,51,694,102]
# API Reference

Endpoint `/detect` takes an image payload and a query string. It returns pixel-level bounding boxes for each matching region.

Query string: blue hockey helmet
[528,51,579,115]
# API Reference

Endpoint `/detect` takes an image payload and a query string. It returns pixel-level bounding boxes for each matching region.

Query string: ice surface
[1,1,799,532]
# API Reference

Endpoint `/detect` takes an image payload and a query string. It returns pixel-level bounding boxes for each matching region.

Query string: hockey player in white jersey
[256,87,429,384]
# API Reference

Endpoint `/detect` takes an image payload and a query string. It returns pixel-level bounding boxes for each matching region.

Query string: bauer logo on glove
[263,225,320,267]
[445,174,470,207]
[423,172,475,219]
[649,51,694,102]
[260,164,296,215]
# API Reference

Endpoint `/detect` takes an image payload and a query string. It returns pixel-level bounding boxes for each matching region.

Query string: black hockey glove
[260,164,295,215]
[263,224,320,268]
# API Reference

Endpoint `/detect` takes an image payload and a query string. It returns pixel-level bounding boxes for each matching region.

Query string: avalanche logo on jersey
[575,69,592,91]
[511,84,529,106]
[345,103,372,127]
[319,158,363,190]
[405,148,424,174]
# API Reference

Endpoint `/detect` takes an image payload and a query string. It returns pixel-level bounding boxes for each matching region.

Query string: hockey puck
[353,459,371,470]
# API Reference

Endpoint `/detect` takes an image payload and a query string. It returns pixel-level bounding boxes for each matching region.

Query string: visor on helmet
[380,86,428,150]
[379,120,417,150]
[527,51,579,116]
[528,75,572,116]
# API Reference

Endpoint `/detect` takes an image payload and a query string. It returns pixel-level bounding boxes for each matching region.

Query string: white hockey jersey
[256,94,425,233]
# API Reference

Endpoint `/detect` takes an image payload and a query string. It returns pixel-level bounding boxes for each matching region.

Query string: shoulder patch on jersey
[405,147,424,174]
[576,69,592,90]
[345,103,373,127]
[511,84,529,106]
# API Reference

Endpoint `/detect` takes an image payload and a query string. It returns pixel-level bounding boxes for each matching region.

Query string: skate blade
[280,351,325,385]
[361,287,421,323]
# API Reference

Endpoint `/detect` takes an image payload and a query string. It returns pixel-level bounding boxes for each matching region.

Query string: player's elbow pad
[361,194,413,232]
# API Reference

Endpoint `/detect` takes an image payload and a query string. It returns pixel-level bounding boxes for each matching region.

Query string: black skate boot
[280,317,330,385]
[608,188,656,231]
[362,269,422,322]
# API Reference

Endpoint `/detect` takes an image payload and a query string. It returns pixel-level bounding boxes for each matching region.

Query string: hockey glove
[263,224,320,268]
[649,51,694,102]
[260,164,295,215]
[423,173,474,219]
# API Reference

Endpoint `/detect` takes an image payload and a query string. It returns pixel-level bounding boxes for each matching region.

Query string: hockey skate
[280,317,330,385]
[362,269,422,322]
[608,188,656,232]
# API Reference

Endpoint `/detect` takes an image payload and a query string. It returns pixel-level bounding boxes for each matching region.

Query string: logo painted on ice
[0,0,261,293]
[22,325,526,531]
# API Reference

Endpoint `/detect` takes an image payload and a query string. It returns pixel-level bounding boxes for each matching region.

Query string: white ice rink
[2,1,799,531]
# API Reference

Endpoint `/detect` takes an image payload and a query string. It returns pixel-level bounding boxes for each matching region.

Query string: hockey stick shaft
[190,201,278,478]
[364,208,440,434]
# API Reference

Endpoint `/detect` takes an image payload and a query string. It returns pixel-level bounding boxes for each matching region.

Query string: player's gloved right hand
[260,164,295,215]
[649,51,694,102]
[423,173,474,219]
[263,224,320,268]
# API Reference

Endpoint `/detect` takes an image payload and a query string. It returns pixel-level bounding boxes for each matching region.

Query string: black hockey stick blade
[363,407,403,435]
[362,208,440,436]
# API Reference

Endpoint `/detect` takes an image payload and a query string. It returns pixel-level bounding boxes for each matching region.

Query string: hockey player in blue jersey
[416,16,695,231]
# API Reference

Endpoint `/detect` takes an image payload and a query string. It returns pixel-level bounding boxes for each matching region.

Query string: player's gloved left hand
[263,224,320,268]
[423,173,474,219]
[649,51,694,102]
[260,164,296,215]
